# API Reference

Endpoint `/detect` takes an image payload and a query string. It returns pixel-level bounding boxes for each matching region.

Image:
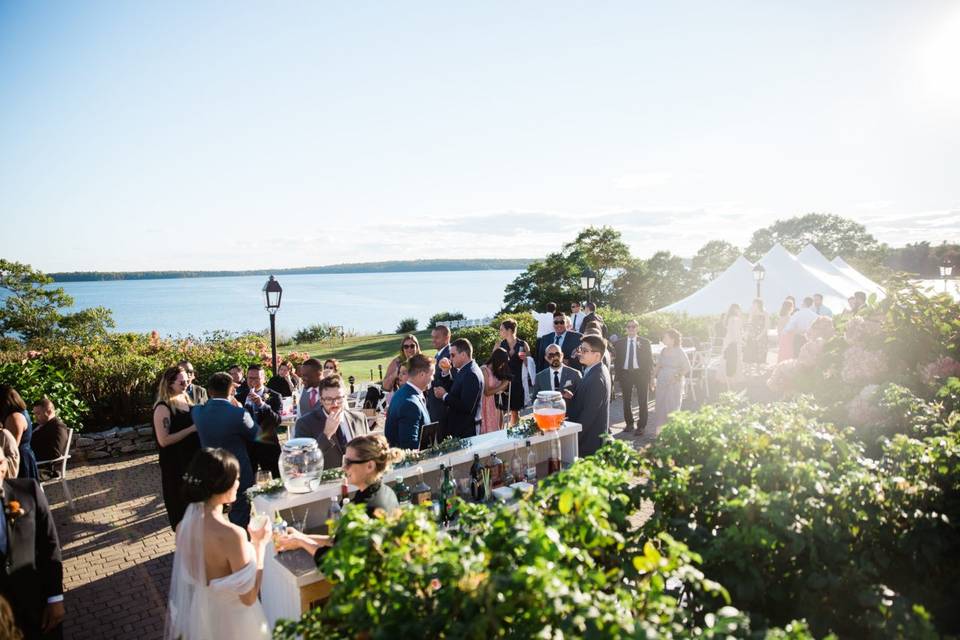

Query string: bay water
[53,270,523,337]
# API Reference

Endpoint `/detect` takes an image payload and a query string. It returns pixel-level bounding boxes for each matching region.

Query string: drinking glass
[256,470,273,487]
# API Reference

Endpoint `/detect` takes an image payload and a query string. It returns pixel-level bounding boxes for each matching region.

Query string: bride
[164,448,271,639]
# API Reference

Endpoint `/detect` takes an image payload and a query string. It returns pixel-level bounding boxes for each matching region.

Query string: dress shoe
[623,424,636,433]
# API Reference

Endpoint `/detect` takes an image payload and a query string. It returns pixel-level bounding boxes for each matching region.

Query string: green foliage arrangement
[597,308,712,344]
[450,325,498,364]
[427,311,465,330]
[275,438,809,639]
[640,394,953,637]
[0,358,89,430]
[395,317,419,334]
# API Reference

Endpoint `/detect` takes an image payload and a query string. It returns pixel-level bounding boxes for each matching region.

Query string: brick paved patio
[52,397,657,640]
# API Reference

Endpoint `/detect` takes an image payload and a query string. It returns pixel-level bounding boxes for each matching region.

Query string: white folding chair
[38,428,75,510]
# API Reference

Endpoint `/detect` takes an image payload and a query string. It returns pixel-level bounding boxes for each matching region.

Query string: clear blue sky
[2,1,958,271]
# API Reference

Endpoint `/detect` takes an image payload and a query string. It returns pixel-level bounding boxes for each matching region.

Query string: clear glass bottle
[524,439,537,484]
[510,441,524,485]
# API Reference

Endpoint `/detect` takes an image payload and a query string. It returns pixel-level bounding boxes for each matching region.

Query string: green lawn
[283,330,438,384]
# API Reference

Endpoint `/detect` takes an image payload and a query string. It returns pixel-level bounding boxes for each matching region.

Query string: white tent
[756,244,850,313]
[831,256,885,298]
[658,255,758,316]
[796,244,866,298]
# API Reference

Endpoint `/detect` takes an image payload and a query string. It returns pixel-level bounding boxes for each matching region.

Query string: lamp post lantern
[580,268,596,304]
[752,264,766,299]
[941,258,954,293]
[262,276,283,375]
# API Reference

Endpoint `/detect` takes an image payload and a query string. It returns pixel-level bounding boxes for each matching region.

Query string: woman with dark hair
[0,385,39,480]
[266,361,300,397]
[276,433,404,559]
[164,448,270,640]
[153,366,201,531]
[497,318,531,425]
[480,347,511,433]
[382,335,420,391]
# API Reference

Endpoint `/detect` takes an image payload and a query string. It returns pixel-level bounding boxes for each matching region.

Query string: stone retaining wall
[73,425,156,462]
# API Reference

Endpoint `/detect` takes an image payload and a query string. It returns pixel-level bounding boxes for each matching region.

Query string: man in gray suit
[294,374,369,470]
[535,344,582,395]
[297,358,324,417]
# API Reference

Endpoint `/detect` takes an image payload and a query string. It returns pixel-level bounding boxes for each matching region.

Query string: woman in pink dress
[777,298,796,361]
[479,347,511,434]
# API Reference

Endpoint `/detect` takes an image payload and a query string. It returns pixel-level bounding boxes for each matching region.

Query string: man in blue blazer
[385,354,434,450]
[191,372,259,527]
[433,338,484,439]
[536,313,583,371]
[564,334,611,457]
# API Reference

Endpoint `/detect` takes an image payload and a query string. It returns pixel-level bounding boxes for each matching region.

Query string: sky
[1,1,959,272]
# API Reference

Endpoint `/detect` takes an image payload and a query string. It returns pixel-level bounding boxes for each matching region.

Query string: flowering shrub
[642,395,951,637]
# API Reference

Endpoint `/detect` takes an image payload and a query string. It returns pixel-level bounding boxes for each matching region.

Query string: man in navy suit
[426,325,452,433]
[536,313,582,371]
[613,319,653,433]
[433,338,484,439]
[385,354,434,450]
[564,334,611,457]
[191,372,259,526]
[235,364,283,479]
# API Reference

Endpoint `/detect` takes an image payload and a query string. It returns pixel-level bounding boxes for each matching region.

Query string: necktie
[627,339,635,369]
[553,370,561,390]
[554,334,562,345]
[309,388,318,409]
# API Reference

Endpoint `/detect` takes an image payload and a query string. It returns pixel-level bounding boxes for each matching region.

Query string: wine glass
[256,470,273,488]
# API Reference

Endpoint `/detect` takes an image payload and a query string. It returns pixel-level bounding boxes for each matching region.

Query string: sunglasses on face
[402,344,416,349]
[547,352,562,358]
[553,321,565,326]
[343,457,372,467]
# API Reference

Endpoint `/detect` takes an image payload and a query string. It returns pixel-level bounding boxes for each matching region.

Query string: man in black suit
[613,319,653,433]
[433,338,484,439]
[427,324,452,433]
[581,302,608,339]
[564,334,611,457]
[236,364,283,478]
[0,446,64,639]
[536,313,582,371]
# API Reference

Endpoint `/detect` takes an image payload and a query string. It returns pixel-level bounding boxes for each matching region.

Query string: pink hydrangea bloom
[841,345,887,384]
[919,356,960,386]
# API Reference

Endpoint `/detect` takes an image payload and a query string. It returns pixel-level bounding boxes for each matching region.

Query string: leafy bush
[488,311,538,344]
[0,358,89,430]
[598,307,712,344]
[395,317,419,334]
[641,395,948,637]
[450,326,498,364]
[275,438,810,640]
[294,323,344,344]
[427,311,464,329]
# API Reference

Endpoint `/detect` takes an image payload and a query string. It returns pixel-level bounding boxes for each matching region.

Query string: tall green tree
[690,240,741,284]
[745,213,885,261]
[561,226,633,303]
[609,251,697,313]
[0,259,114,344]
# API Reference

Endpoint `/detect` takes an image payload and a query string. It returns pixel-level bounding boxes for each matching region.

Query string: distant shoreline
[49,259,532,283]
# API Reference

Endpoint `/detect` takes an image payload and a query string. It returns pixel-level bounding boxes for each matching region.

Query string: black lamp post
[752,264,766,298]
[262,276,283,375]
[941,258,954,293]
[580,268,596,305]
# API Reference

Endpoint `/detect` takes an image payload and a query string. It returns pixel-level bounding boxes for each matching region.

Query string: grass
[282,330,438,383]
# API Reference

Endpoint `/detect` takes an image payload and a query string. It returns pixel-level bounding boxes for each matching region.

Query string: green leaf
[558,491,574,514]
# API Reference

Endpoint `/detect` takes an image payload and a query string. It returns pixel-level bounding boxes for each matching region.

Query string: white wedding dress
[165,503,271,640]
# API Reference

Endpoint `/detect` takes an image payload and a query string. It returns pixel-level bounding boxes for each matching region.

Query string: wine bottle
[547,432,562,475]
[469,454,485,502]
[439,464,456,524]
[525,439,537,484]
[411,466,432,505]
[394,473,411,506]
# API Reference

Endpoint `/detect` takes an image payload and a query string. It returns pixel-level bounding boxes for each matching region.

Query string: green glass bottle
[393,473,411,506]
[439,463,457,524]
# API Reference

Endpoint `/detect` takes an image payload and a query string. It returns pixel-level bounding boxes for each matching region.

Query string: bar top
[253,421,582,513]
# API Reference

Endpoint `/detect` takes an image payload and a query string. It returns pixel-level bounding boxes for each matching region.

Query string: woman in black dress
[497,318,531,426]
[152,365,201,531]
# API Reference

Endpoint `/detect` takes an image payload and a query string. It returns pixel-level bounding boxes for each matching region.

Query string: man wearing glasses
[535,313,582,372]
[534,344,582,395]
[294,374,369,470]
[564,334,611,456]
